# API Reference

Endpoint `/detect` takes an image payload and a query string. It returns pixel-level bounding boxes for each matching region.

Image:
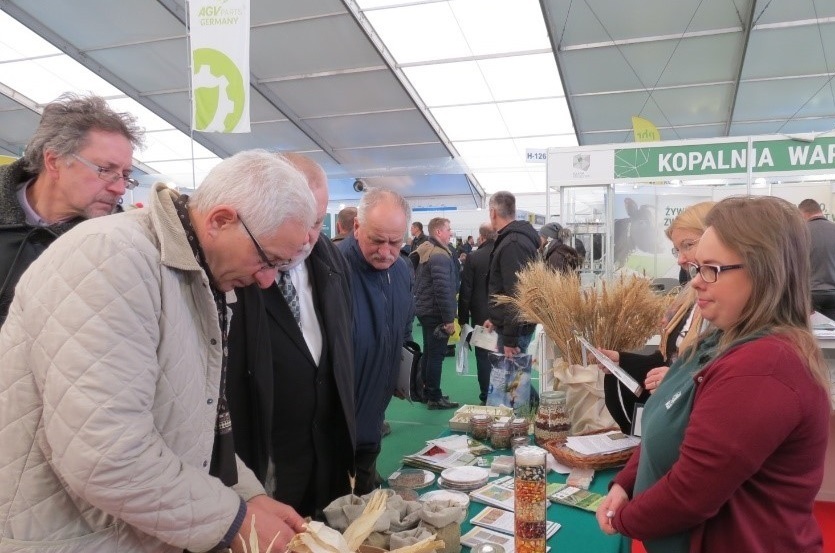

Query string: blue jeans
[418,316,448,402]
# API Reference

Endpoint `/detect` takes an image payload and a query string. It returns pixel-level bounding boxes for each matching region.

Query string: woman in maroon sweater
[596,196,832,553]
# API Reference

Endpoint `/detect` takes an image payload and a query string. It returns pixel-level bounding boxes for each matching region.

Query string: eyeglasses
[71,153,138,190]
[671,239,699,257]
[687,262,744,283]
[238,215,278,271]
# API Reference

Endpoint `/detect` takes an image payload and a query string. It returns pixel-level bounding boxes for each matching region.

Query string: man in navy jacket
[337,188,414,495]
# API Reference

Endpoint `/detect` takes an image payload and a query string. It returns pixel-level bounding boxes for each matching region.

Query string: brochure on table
[471,505,561,538]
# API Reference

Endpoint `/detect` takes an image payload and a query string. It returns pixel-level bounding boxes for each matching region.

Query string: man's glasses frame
[687,262,744,283]
[71,153,138,190]
[238,215,278,271]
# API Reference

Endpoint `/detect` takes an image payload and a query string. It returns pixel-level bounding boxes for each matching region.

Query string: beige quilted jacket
[0,184,264,552]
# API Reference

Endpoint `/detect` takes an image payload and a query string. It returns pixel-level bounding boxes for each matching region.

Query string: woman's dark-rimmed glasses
[687,262,744,283]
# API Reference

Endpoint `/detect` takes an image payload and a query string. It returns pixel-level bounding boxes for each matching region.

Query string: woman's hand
[596,483,629,535]
[644,366,670,394]
[596,348,619,374]
[599,348,619,363]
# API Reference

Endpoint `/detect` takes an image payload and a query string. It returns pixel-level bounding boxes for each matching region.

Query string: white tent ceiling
[1,0,834,207]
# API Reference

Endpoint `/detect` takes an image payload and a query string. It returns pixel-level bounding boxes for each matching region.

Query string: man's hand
[443,322,455,335]
[231,495,306,553]
[503,345,520,358]
[482,319,494,331]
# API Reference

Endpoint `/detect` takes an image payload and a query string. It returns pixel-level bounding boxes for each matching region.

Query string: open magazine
[402,443,479,473]
[546,482,605,512]
[575,334,643,396]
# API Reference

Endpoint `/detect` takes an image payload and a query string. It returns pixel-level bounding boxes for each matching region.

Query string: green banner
[614,137,835,178]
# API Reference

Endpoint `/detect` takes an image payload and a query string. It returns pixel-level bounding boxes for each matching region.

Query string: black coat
[458,239,494,327]
[543,241,583,274]
[603,312,690,433]
[413,237,457,322]
[0,160,83,325]
[226,234,356,515]
[487,220,541,347]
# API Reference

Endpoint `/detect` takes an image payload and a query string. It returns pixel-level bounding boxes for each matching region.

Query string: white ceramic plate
[440,466,490,485]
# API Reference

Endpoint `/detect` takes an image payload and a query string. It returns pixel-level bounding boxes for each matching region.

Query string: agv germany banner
[188,0,250,133]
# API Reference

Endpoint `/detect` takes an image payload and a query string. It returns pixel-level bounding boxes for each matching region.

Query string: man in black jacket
[458,223,497,404]
[0,93,142,325]
[413,217,459,410]
[485,191,541,356]
[227,153,355,519]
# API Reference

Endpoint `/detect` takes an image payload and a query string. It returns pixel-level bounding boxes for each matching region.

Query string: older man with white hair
[337,188,414,494]
[0,150,314,553]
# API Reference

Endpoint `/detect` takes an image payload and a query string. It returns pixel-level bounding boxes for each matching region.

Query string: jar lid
[541,390,567,402]
[472,545,505,553]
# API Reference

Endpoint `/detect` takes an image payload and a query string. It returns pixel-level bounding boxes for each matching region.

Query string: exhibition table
[406,433,626,553]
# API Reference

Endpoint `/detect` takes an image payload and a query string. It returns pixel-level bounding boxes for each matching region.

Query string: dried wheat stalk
[495,261,673,365]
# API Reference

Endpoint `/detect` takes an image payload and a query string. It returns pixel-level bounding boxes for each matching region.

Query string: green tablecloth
[404,435,628,553]
[458,463,625,553]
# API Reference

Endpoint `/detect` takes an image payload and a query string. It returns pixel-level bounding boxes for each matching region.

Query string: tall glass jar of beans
[514,445,547,553]
[533,390,569,446]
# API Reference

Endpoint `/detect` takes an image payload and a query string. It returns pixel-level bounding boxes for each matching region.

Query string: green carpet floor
[377,323,540,479]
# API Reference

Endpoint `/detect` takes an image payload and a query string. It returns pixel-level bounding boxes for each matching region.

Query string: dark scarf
[173,194,237,486]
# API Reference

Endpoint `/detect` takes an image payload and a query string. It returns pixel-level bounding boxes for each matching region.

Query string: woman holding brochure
[596,196,831,553]
[599,201,713,433]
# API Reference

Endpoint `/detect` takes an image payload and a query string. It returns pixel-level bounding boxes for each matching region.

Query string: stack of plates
[438,466,489,491]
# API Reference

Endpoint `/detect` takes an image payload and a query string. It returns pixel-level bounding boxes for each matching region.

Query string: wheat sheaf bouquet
[497,261,674,366]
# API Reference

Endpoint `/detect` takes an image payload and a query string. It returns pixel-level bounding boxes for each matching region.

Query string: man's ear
[42,149,62,178]
[205,206,238,236]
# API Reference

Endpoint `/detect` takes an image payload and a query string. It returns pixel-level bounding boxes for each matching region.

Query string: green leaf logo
[192,47,246,132]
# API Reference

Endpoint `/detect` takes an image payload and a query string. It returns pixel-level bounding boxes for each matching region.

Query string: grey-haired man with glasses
[0,92,143,325]
[0,150,315,553]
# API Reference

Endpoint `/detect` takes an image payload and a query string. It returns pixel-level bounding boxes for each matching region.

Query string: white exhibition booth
[548,134,835,501]
[546,134,835,281]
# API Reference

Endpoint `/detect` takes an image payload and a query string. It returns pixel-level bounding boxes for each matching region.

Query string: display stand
[546,134,835,280]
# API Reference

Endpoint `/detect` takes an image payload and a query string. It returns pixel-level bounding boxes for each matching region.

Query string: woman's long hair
[702,196,828,390]
[659,201,714,359]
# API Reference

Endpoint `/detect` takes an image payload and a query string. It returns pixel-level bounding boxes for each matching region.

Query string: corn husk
[288,521,351,553]
[496,262,674,365]
[286,491,444,553]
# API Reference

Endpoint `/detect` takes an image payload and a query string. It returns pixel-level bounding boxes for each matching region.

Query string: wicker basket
[543,428,636,470]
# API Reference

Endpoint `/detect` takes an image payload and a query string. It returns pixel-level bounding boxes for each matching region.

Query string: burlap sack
[551,359,617,433]
[388,500,422,533]
[418,501,466,553]
[389,527,436,550]
[322,494,365,531]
